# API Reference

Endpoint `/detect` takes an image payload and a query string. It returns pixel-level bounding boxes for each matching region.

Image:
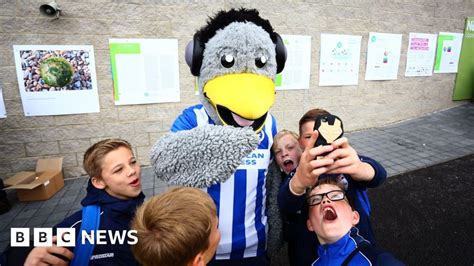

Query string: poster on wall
[365,32,402,80]
[13,45,100,116]
[0,85,6,118]
[276,35,311,90]
[405,33,438,77]
[434,32,464,73]
[109,39,180,105]
[319,34,362,86]
[453,17,474,100]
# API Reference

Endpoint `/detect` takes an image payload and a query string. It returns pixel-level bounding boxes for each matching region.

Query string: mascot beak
[203,73,275,132]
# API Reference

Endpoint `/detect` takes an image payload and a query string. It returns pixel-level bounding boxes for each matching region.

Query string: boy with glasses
[277,108,387,265]
[307,178,404,265]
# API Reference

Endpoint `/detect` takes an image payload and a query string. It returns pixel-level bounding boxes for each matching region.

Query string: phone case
[314,114,344,147]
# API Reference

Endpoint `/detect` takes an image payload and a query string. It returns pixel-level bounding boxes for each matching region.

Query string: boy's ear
[351,210,360,226]
[189,253,204,266]
[91,176,106,190]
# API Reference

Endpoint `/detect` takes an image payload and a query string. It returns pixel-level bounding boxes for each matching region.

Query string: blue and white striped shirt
[171,104,277,259]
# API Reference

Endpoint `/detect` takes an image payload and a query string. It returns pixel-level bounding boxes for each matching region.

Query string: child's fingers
[309,157,334,177]
[312,167,329,177]
[326,157,352,173]
[305,131,319,152]
[310,157,334,168]
[49,246,74,261]
[42,251,70,266]
[310,144,334,158]
[331,137,349,149]
[324,146,351,160]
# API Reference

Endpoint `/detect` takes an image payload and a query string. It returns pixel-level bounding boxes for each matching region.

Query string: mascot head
[185,8,287,132]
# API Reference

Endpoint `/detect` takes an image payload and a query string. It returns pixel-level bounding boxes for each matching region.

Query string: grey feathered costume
[150,8,286,262]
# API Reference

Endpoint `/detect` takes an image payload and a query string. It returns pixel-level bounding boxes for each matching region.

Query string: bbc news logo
[11,228,138,247]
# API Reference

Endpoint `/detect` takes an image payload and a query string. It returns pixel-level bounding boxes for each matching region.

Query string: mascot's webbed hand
[150,125,259,188]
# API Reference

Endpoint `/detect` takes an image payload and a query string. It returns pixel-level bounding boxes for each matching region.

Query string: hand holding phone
[314,114,344,149]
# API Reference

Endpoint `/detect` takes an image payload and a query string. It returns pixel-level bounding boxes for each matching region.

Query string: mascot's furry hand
[150,125,259,188]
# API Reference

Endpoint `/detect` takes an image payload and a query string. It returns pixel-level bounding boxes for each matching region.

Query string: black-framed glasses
[307,190,345,206]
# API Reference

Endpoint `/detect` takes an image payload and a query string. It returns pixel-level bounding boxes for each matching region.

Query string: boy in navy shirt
[22,138,144,265]
[307,178,403,265]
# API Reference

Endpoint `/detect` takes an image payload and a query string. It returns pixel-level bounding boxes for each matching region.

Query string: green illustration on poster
[453,17,474,100]
[109,42,141,102]
[109,39,180,105]
[434,32,463,73]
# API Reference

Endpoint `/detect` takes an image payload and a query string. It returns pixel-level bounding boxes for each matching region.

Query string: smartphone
[313,114,344,148]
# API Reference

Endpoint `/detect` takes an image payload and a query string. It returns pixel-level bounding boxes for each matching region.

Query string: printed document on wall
[405,33,437,77]
[319,34,362,86]
[109,39,180,105]
[365,32,402,80]
[13,45,100,116]
[0,87,6,118]
[434,32,464,73]
[276,35,311,90]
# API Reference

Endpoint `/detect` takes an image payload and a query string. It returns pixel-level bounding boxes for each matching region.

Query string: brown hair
[298,108,331,136]
[83,138,133,178]
[131,187,217,266]
[271,129,299,153]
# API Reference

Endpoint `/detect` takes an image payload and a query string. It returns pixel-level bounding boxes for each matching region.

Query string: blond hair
[272,129,299,153]
[131,187,217,266]
[83,138,133,178]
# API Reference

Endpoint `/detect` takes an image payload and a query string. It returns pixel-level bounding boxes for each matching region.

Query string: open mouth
[282,159,295,174]
[216,105,267,131]
[322,206,337,221]
[130,178,140,187]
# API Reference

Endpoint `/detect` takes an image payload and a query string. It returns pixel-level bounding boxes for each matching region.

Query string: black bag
[0,178,11,215]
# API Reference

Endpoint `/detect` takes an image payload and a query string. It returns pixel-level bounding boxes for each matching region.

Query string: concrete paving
[1,102,473,256]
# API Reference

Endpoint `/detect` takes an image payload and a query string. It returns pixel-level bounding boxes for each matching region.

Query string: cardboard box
[4,158,64,202]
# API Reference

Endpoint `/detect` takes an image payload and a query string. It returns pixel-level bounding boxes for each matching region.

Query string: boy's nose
[321,197,331,205]
[127,165,136,176]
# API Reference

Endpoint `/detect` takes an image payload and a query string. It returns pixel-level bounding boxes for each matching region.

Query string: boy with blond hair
[307,178,403,265]
[7,138,144,265]
[131,187,220,266]
[272,130,302,175]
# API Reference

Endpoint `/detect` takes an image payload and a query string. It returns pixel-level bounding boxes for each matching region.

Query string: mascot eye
[221,54,235,68]
[255,55,267,68]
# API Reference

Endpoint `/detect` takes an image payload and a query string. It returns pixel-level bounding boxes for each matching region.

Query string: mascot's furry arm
[265,160,285,256]
[150,125,259,188]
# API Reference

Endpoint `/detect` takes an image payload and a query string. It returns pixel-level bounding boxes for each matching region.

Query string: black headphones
[185,31,287,76]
